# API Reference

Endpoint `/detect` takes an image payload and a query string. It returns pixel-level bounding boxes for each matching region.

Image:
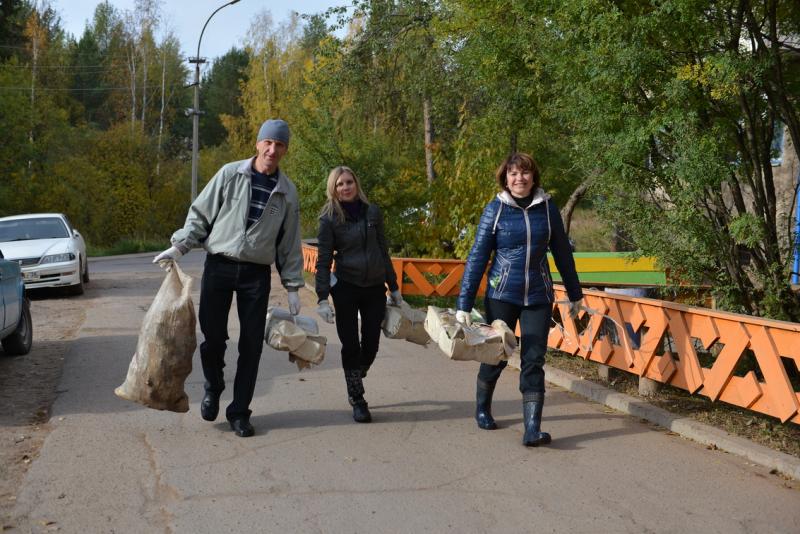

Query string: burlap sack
[115,264,196,412]
[423,306,517,365]
[265,307,326,370]
[382,301,430,345]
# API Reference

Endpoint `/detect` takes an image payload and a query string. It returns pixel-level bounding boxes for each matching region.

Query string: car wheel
[69,276,85,296]
[82,257,90,284]
[2,298,32,356]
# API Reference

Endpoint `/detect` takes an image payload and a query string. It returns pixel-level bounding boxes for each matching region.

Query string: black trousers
[330,279,386,371]
[477,298,553,395]
[199,254,270,420]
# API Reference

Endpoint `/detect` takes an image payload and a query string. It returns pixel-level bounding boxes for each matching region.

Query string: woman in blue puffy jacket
[456,152,583,446]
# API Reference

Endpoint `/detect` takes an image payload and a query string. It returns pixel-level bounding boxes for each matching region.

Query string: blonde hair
[320,166,370,223]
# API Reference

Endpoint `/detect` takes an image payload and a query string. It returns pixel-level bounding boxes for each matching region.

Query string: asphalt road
[7,253,800,533]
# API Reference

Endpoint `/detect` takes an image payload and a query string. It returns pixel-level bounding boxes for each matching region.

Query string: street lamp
[188,0,241,202]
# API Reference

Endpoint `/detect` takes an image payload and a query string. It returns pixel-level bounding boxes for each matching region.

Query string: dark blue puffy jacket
[457,189,583,311]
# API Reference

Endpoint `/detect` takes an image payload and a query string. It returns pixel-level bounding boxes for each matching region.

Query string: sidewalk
[11,269,799,532]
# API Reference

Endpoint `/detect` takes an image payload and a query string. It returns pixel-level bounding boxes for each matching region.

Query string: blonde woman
[315,166,402,423]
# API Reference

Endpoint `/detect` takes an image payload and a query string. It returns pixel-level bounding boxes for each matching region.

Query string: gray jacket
[315,202,399,302]
[171,158,304,289]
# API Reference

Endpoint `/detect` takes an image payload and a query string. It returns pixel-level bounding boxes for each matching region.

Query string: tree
[526,0,800,319]
[0,0,29,61]
[201,47,249,147]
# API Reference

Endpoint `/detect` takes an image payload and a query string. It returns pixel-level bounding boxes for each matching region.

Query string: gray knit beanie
[257,119,290,145]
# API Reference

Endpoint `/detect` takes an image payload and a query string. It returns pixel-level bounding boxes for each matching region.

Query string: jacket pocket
[493,256,511,296]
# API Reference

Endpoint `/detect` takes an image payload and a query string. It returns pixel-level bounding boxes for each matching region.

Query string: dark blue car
[0,248,32,355]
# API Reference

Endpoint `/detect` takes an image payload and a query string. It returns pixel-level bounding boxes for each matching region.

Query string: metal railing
[302,243,800,423]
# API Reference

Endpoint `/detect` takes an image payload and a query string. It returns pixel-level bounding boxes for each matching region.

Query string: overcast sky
[54,0,345,62]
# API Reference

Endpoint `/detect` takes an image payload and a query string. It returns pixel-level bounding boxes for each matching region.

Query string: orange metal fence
[550,287,800,425]
[303,244,800,424]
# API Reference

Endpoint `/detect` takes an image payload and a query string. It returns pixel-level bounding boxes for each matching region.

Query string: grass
[88,237,167,257]
[545,350,800,458]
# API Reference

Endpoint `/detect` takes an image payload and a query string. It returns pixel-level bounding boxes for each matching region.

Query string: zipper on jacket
[243,174,253,239]
[362,214,368,285]
[523,205,532,306]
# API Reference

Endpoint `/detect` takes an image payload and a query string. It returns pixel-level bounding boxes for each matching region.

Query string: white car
[0,213,89,295]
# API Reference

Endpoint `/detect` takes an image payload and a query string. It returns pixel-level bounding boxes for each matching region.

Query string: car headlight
[40,253,76,264]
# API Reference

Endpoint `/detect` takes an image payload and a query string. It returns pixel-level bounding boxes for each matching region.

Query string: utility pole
[188,55,205,202]
[188,0,240,202]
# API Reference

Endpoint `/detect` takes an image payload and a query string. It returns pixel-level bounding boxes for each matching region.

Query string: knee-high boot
[344,369,372,423]
[522,392,551,446]
[476,378,498,430]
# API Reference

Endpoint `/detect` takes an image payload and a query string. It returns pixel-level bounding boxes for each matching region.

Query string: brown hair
[495,152,541,192]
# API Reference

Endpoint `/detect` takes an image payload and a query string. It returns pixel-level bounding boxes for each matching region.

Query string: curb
[88,251,157,262]
[543,364,800,481]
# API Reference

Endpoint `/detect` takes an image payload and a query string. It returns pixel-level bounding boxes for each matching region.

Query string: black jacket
[315,202,399,302]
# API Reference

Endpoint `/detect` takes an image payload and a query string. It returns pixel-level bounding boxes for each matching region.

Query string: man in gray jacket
[154,119,304,437]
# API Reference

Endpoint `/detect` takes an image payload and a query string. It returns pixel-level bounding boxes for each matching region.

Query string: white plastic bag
[382,301,429,345]
[265,307,326,370]
[423,306,516,365]
[115,264,196,412]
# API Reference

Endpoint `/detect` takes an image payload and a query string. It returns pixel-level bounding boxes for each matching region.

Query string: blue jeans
[477,298,552,395]
[199,254,270,420]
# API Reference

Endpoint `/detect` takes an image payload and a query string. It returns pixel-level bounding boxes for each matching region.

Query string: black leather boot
[200,390,221,421]
[522,392,551,446]
[345,369,372,423]
[475,379,498,430]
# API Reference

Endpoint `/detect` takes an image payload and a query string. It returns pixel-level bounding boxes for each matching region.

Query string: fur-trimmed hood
[497,187,551,209]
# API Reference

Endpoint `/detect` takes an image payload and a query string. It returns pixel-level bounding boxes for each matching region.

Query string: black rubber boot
[345,369,372,423]
[475,379,498,430]
[522,392,551,447]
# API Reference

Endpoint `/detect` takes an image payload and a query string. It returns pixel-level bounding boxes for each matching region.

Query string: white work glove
[569,299,583,320]
[316,300,335,324]
[388,289,403,306]
[455,310,472,326]
[287,290,301,316]
[153,246,183,270]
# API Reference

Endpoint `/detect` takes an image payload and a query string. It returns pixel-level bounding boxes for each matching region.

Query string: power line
[0,83,189,92]
[0,44,188,62]
[2,64,138,71]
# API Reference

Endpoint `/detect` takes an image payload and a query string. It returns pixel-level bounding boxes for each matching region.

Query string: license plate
[22,271,39,281]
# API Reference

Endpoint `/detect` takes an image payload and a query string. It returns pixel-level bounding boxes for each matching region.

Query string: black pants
[199,254,270,420]
[477,298,552,395]
[330,280,386,371]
